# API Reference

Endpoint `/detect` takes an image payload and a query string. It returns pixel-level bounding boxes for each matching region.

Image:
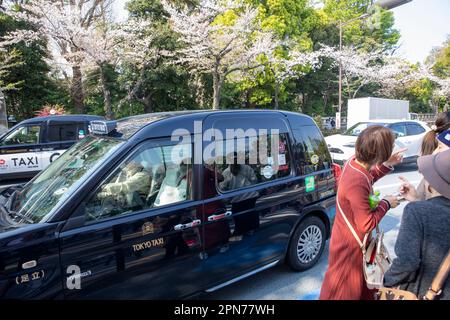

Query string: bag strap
[423,249,450,300]
[336,158,370,252]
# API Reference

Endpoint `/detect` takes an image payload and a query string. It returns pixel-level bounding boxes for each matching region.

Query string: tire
[286,216,326,271]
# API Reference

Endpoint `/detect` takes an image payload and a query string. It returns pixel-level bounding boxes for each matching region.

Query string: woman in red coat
[320,126,406,300]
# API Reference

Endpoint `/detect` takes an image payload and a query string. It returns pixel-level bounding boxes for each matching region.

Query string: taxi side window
[390,123,407,137]
[1,125,41,145]
[292,126,331,175]
[214,133,292,192]
[84,142,192,222]
[48,123,80,142]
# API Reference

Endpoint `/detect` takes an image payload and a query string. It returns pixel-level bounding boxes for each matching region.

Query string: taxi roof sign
[90,120,117,135]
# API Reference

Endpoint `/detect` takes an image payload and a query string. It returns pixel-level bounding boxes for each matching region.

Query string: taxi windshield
[9,136,124,223]
[344,122,388,136]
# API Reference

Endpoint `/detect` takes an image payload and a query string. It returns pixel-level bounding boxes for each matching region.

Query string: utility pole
[337,22,343,130]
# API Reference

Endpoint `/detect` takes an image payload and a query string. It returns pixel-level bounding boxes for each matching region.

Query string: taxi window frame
[80,136,196,226]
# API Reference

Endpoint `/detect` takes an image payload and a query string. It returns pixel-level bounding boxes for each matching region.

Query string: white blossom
[161,0,278,109]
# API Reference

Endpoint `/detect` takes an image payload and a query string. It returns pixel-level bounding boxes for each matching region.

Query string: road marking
[299,289,320,300]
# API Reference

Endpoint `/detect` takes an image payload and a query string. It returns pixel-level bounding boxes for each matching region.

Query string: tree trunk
[212,63,221,110]
[99,65,114,120]
[323,92,328,112]
[143,92,153,114]
[245,88,251,108]
[274,83,280,110]
[71,65,85,114]
[194,74,205,109]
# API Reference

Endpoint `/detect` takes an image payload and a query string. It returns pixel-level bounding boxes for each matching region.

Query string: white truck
[346,97,410,129]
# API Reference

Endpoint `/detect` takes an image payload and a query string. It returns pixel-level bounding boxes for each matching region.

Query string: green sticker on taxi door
[305,176,315,192]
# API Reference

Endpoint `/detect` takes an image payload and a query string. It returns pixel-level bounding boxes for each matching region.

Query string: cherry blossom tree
[318,45,415,99]
[265,50,322,109]
[1,0,115,114]
[161,0,278,110]
[1,0,160,119]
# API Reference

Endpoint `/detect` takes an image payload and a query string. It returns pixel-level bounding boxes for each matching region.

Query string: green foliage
[428,37,450,79]
[118,0,199,113]
[0,11,70,121]
[3,0,442,122]
[322,0,400,52]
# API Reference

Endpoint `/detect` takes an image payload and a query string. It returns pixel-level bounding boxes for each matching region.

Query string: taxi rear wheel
[287,216,326,271]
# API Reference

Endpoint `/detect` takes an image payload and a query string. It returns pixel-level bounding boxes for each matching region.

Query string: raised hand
[385,148,408,167]
[398,176,419,202]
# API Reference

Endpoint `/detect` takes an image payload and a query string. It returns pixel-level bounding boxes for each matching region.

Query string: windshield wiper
[8,209,34,224]
[1,192,34,224]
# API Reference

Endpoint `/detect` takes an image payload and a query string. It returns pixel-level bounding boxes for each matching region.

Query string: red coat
[319,157,392,300]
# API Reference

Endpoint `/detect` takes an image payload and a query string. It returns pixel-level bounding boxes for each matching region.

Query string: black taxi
[0,110,339,299]
[0,114,104,182]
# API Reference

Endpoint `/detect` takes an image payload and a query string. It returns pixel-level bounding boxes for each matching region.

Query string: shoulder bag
[337,158,392,289]
[337,198,392,289]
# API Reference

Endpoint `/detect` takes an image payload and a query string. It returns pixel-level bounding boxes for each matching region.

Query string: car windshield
[8,135,124,223]
[344,122,388,136]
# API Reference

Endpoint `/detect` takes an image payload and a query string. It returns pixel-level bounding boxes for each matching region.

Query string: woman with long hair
[399,112,450,201]
[320,125,405,300]
[420,111,450,156]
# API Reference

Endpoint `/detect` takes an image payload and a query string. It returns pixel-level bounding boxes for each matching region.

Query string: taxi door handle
[22,260,37,269]
[174,219,201,231]
[207,210,232,222]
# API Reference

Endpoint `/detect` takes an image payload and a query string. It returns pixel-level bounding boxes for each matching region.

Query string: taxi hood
[324,134,358,148]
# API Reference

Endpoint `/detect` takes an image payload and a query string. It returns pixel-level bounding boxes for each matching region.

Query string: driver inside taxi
[98,160,151,208]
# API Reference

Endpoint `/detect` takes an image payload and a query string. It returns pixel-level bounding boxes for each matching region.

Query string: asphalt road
[202,163,421,300]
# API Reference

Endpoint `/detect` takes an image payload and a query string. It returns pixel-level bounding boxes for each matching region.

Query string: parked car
[325,120,431,165]
[0,110,339,299]
[0,115,104,181]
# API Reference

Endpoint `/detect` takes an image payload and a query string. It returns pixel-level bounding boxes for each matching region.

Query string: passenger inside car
[219,152,258,191]
[154,157,191,207]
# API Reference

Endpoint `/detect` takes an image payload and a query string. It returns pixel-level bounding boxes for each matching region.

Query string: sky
[390,0,450,63]
[112,0,450,64]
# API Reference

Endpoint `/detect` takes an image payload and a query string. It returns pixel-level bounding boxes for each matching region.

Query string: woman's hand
[398,176,419,202]
[383,195,399,209]
[384,148,408,167]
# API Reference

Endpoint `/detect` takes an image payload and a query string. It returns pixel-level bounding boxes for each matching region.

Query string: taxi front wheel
[287,216,326,271]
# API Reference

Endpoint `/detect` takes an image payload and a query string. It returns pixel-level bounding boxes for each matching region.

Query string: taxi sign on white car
[0,115,104,181]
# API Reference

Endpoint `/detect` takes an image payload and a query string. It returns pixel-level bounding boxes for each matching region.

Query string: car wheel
[287,216,326,271]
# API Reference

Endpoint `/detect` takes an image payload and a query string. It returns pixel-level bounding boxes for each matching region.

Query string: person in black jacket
[384,149,450,299]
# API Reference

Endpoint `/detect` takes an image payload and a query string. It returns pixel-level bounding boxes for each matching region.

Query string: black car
[0,114,104,181]
[0,110,339,299]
